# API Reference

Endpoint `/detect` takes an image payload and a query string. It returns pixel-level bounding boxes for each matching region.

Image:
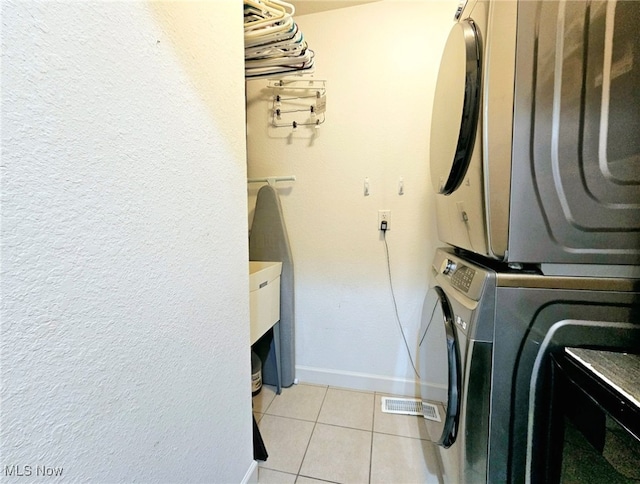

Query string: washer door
[418,287,462,448]
[430,19,482,195]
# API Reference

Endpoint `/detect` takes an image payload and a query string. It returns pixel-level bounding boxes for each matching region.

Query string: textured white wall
[246,0,457,395]
[1,1,254,482]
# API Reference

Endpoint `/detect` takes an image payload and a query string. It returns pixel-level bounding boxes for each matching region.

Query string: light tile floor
[253,383,443,484]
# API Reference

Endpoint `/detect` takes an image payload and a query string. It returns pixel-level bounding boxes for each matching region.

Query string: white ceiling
[293,0,381,16]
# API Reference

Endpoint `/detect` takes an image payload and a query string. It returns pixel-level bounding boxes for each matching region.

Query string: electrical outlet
[378,210,391,230]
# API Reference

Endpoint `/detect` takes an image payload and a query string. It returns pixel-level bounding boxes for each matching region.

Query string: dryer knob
[441,259,457,275]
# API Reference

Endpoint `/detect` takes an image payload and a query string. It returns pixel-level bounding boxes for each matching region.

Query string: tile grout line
[369,392,379,484]
[295,384,330,481]
[258,385,277,415]
[260,385,436,483]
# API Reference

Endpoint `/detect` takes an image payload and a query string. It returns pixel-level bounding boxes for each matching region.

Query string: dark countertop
[565,347,640,410]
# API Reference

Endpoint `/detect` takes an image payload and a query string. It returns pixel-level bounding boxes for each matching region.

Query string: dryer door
[418,287,462,448]
[430,19,482,195]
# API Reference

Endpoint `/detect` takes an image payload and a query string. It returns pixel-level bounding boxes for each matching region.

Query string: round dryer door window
[430,19,482,195]
[418,287,462,448]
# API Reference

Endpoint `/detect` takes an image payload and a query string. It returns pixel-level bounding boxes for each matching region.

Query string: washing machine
[430,0,640,266]
[419,248,640,482]
[418,248,497,483]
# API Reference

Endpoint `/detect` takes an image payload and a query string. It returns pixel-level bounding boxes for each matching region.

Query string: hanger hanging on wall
[247,175,297,186]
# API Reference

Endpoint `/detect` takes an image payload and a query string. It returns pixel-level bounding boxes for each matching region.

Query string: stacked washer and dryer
[419,0,640,482]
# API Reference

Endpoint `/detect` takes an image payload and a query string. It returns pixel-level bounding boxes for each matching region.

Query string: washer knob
[441,259,457,275]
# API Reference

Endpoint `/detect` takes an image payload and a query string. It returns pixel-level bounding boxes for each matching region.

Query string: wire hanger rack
[268,79,326,129]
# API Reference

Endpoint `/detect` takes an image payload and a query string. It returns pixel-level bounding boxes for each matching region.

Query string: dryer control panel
[454,0,469,20]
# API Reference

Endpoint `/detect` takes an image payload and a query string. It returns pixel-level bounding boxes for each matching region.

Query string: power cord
[462,209,477,253]
[382,228,420,378]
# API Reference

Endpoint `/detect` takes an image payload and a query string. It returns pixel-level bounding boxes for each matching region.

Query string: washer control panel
[434,250,491,302]
[440,258,476,293]
[440,258,457,275]
[451,265,476,293]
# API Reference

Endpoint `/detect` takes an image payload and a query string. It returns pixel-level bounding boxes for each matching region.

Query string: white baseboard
[295,365,420,397]
[241,460,258,484]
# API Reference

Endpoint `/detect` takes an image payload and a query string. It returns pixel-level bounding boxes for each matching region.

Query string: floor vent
[381,397,441,421]
[422,402,441,422]
[381,397,423,416]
